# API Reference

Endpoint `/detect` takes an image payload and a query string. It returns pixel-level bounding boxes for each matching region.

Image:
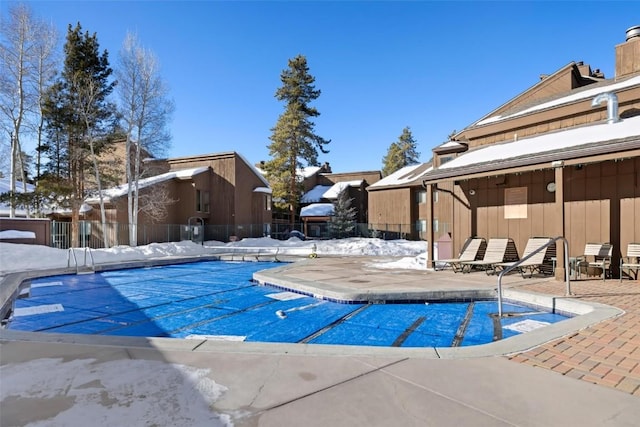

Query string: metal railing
[67,247,95,274]
[496,236,570,317]
[51,221,428,249]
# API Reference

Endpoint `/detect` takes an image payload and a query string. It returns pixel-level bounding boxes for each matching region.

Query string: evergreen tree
[382,126,420,176]
[328,188,356,238]
[263,55,330,225]
[41,23,116,246]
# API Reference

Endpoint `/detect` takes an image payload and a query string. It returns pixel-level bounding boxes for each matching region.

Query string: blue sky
[4,1,638,173]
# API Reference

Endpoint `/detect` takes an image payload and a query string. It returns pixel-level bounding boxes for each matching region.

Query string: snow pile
[0,237,429,276]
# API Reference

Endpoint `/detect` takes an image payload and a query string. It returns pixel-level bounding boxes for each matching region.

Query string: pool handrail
[67,247,95,274]
[497,236,570,317]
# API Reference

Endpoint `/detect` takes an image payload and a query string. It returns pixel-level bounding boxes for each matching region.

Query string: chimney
[615,25,640,80]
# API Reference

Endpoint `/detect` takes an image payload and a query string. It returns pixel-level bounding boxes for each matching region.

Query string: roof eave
[422,137,640,185]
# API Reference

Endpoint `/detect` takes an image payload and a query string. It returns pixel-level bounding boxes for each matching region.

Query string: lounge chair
[461,238,515,274]
[620,243,640,282]
[434,237,486,273]
[493,237,552,277]
[576,243,613,281]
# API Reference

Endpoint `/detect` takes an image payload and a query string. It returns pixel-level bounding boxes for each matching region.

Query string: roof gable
[475,74,640,127]
[367,163,433,190]
[89,166,210,202]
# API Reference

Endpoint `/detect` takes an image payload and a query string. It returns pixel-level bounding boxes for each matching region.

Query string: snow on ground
[0,236,430,276]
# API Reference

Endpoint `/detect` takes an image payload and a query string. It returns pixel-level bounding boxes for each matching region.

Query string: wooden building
[299,169,382,238]
[417,25,640,280]
[84,151,272,245]
[367,163,433,240]
[367,25,640,279]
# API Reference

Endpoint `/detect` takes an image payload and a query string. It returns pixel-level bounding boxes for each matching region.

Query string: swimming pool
[7,261,569,347]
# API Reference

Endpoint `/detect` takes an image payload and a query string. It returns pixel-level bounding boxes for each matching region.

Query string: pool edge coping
[0,256,624,359]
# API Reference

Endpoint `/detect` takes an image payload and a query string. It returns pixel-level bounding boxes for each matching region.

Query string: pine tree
[264,55,330,225]
[328,189,356,238]
[41,23,116,246]
[381,126,420,176]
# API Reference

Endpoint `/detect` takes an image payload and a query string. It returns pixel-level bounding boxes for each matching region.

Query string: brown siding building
[85,151,272,245]
[299,168,382,238]
[418,25,640,280]
[368,25,640,280]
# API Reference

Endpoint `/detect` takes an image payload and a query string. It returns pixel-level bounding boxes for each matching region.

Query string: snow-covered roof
[300,203,334,217]
[437,141,466,149]
[254,164,321,184]
[0,178,37,217]
[301,185,332,203]
[88,166,210,202]
[367,163,433,190]
[253,186,272,194]
[301,181,363,203]
[300,179,364,203]
[0,177,34,194]
[420,115,640,183]
[300,166,321,178]
[441,115,640,171]
[476,75,640,126]
[322,180,362,199]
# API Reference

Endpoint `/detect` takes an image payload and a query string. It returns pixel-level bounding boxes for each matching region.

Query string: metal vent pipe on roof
[591,92,620,124]
[626,25,640,41]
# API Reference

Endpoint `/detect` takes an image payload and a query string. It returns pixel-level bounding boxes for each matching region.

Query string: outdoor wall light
[546,182,556,193]
[469,189,476,195]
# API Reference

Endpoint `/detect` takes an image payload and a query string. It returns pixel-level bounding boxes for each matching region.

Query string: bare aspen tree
[0,4,58,217]
[117,32,174,246]
[32,22,59,195]
[0,4,38,217]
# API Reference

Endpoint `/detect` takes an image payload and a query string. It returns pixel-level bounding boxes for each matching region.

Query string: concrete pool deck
[1,255,640,426]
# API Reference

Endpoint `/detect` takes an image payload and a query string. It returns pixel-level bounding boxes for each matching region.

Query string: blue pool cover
[8,261,569,347]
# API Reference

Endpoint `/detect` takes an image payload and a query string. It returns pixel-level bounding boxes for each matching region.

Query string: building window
[504,187,527,219]
[196,190,210,213]
[416,190,427,204]
[416,219,427,232]
[265,194,272,211]
[433,219,439,233]
[440,156,453,165]
[433,190,439,203]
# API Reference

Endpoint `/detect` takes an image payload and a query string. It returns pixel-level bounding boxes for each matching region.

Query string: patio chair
[493,237,552,277]
[620,243,640,282]
[461,238,516,274]
[434,237,486,273]
[576,243,613,281]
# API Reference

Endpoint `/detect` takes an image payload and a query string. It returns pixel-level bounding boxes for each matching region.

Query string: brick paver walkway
[508,278,640,396]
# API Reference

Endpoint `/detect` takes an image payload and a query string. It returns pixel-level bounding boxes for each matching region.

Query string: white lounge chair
[461,238,515,274]
[620,243,640,282]
[493,237,552,277]
[434,237,486,273]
